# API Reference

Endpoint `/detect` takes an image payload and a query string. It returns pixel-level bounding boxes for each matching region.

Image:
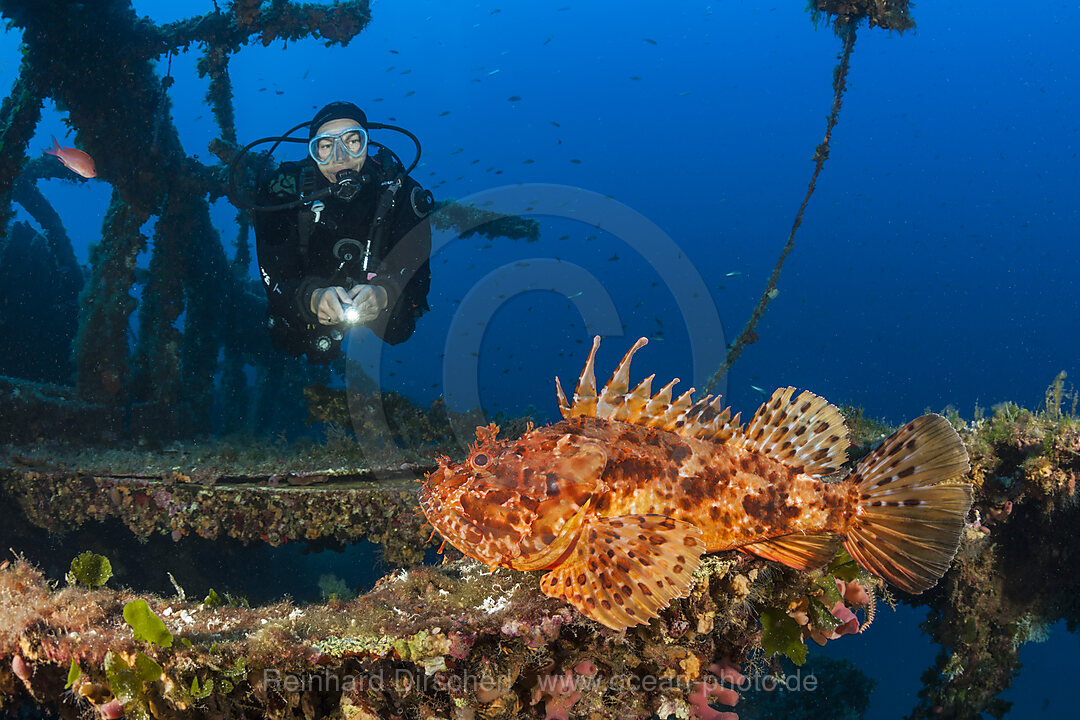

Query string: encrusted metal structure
[1,401,1077,719]
[0,0,539,442]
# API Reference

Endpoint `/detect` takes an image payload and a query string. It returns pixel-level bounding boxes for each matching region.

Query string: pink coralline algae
[838,578,871,608]
[446,631,474,660]
[530,659,597,720]
[792,578,870,646]
[690,661,745,720]
[153,488,171,509]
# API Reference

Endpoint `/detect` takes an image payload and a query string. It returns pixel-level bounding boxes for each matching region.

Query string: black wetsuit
[253,149,432,363]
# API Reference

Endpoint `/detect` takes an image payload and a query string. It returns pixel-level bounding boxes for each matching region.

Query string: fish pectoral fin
[539,514,704,631]
[739,533,840,570]
[512,499,593,572]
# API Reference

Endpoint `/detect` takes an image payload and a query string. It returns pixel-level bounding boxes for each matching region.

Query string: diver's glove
[310,286,354,325]
[310,284,388,325]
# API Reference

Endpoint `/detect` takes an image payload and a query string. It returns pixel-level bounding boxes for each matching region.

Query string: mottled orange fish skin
[567,417,857,551]
[419,415,858,572]
[419,423,601,570]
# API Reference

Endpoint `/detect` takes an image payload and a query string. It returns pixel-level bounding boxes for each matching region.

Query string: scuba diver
[240,101,434,363]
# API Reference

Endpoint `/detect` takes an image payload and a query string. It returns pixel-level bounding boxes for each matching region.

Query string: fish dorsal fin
[667,394,742,443]
[740,533,840,571]
[555,337,741,443]
[651,387,695,430]
[643,377,677,419]
[739,387,849,476]
[555,375,571,417]
[540,514,704,631]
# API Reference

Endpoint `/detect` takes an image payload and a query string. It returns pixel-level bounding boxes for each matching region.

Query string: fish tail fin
[45,136,61,156]
[843,414,972,594]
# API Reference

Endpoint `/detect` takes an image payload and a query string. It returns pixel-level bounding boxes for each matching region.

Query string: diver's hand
[310,286,353,325]
[345,284,388,324]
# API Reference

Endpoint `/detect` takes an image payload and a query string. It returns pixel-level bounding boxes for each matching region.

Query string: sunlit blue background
[2,2,1076,717]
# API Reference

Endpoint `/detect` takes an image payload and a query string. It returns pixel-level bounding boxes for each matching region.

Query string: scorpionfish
[419,337,973,631]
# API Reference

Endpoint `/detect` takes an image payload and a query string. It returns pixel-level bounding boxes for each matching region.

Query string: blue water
[3,1,1077,717]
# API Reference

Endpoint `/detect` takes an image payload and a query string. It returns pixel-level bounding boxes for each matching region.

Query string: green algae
[759,607,809,666]
[67,550,113,589]
[123,599,174,648]
[65,658,82,689]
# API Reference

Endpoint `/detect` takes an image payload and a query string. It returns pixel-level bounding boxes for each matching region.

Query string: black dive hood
[227,119,422,212]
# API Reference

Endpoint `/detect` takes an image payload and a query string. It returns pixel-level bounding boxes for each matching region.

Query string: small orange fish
[420,337,973,631]
[45,136,96,179]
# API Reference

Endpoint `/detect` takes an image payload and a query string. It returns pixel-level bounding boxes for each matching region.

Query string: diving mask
[308,126,368,165]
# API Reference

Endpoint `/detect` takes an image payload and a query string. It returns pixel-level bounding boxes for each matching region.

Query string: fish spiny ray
[681,396,715,426]
[714,409,742,443]
[662,390,742,443]
[540,514,705,631]
[597,337,649,419]
[651,387,696,431]
[623,374,654,422]
[565,335,602,418]
[555,376,571,417]
[697,396,739,443]
[643,378,679,421]
[741,388,850,475]
[843,414,972,594]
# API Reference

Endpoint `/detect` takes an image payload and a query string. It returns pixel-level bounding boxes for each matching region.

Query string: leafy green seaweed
[65,658,81,689]
[134,652,163,683]
[190,675,213,700]
[123,599,174,648]
[65,551,112,589]
[760,607,808,666]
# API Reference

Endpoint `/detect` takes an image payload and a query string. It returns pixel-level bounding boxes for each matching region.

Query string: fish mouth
[417,483,446,523]
[418,480,467,542]
[418,480,507,565]
[419,464,479,516]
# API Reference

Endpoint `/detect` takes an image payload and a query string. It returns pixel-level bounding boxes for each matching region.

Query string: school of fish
[419,337,973,630]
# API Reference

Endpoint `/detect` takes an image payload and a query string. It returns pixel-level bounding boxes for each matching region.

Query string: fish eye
[470,453,489,468]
